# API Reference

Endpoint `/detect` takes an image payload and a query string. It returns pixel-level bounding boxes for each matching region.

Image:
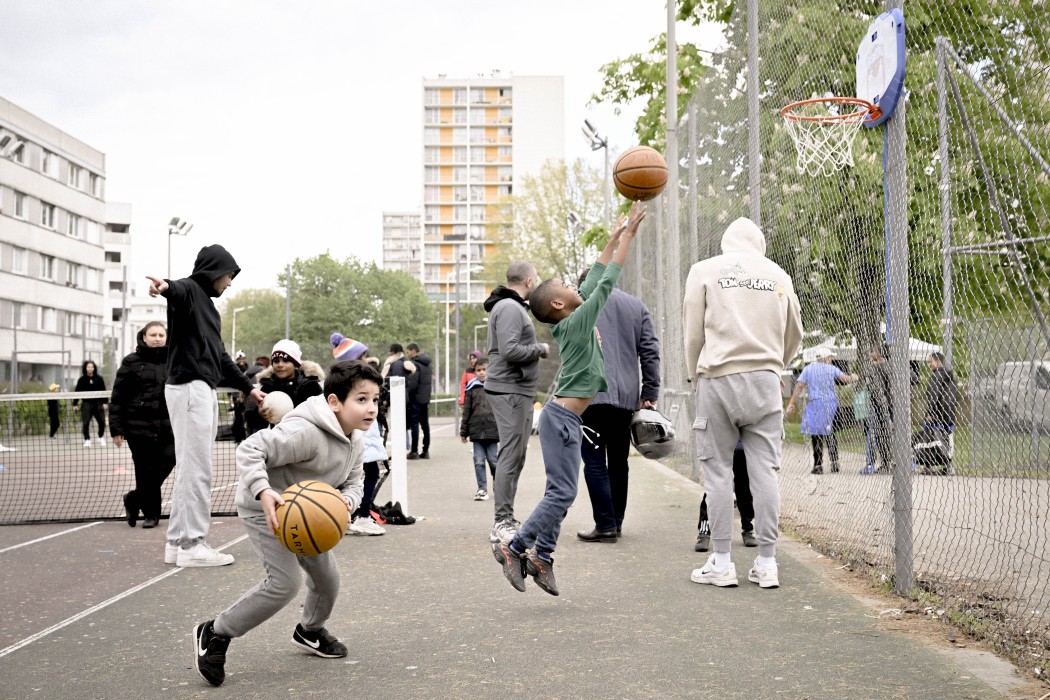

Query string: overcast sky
[1,2,722,294]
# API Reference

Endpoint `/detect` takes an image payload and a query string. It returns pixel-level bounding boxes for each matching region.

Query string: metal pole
[232,312,237,354]
[444,274,451,393]
[747,0,761,225]
[885,0,913,596]
[284,264,291,338]
[666,0,680,293]
[936,38,954,368]
[603,144,611,233]
[688,101,699,257]
[454,258,462,402]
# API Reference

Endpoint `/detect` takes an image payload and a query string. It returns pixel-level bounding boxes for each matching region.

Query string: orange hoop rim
[780,96,881,124]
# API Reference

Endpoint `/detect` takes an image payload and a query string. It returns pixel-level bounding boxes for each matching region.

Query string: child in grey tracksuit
[192,361,382,687]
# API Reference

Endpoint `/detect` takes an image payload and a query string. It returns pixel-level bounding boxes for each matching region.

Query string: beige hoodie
[683,218,803,380]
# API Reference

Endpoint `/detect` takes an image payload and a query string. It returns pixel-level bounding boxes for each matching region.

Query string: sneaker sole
[748,572,780,588]
[690,571,739,587]
[492,542,526,592]
[291,638,347,658]
[178,556,235,568]
[164,545,178,565]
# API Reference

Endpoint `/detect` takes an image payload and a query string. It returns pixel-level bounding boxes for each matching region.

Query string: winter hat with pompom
[330,333,368,362]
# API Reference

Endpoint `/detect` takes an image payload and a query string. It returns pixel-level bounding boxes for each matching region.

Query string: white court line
[0,534,248,659]
[0,521,103,554]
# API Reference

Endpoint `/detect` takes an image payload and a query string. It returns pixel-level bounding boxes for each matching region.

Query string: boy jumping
[492,202,646,596]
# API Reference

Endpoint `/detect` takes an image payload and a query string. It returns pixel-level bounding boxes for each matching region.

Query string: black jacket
[245,361,325,426]
[161,244,253,393]
[460,378,499,442]
[73,364,106,406]
[109,329,171,439]
[926,366,958,425]
[407,353,433,404]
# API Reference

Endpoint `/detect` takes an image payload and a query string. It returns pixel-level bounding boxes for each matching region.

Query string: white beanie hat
[270,338,302,367]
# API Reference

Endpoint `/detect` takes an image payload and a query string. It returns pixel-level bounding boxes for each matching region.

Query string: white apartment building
[381,211,422,276]
[0,96,108,389]
[420,72,564,303]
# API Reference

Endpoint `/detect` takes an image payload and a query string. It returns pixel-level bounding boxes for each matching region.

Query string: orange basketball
[613,146,668,201]
[274,480,348,556]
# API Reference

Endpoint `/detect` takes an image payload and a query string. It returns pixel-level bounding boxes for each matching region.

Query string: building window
[424,108,440,125]
[109,280,124,292]
[424,88,440,105]
[424,186,440,203]
[41,202,56,229]
[68,164,82,188]
[40,254,56,280]
[470,88,485,104]
[90,173,102,197]
[85,219,101,244]
[424,128,440,145]
[453,88,466,105]
[12,141,26,164]
[66,262,82,288]
[424,166,439,183]
[105,251,122,263]
[470,109,485,125]
[39,307,58,333]
[13,191,25,219]
[12,247,28,275]
[85,268,100,292]
[41,150,58,178]
[67,213,82,238]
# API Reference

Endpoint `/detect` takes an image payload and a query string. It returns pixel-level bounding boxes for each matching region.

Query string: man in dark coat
[406,342,433,459]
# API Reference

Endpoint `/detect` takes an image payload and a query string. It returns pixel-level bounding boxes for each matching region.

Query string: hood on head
[720,218,766,256]
[412,352,431,367]
[190,244,241,296]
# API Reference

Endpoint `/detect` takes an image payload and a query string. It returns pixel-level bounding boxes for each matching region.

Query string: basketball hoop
[780,97,879,177]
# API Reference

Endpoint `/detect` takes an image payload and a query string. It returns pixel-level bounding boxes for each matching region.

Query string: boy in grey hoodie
[192,360,381,687]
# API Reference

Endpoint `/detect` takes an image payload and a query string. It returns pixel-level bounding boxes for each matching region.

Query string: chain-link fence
[620,0,1049,675]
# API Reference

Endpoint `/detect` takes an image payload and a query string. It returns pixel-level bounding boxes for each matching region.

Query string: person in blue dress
[786,350,858,474]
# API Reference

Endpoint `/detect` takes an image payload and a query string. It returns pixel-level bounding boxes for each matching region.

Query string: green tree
[486,159,608,284]
[222,254,439,367]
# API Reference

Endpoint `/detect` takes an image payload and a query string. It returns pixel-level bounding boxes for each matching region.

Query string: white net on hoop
[781,100,871,177]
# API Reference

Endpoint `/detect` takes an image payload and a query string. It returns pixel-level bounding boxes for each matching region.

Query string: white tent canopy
[799,328,942,364]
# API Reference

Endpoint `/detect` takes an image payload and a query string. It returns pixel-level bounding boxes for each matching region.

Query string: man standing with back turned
[482,261,548,544]
[683,218,803,589]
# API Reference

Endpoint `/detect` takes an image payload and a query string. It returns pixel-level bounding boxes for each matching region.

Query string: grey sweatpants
[488,392,534,524]
[693,370,783,559]
[165,381,219,548]
[213,513,341,638]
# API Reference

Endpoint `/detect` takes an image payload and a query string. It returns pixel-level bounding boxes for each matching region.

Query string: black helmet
[630,408,676,459]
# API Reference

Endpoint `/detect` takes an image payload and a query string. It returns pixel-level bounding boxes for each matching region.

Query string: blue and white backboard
[856,8,906,128]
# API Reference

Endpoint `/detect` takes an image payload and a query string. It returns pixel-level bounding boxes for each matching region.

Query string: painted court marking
[0,534,248,659]
[0,521,103,554]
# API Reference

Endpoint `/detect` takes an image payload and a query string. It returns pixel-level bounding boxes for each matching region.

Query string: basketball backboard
[856,8,906,128]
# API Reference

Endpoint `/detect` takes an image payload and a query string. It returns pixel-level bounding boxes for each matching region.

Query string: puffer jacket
[109,329,170,439]
[460,377,499,442]
[244,360,325,426]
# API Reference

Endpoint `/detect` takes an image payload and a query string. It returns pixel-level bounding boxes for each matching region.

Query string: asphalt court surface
[0,420,1034,699]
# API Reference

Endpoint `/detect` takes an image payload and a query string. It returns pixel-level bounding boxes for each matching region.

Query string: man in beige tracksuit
[683,217,803,589]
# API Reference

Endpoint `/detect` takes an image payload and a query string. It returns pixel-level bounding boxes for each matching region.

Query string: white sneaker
[164,542,179,565]
[473,489,488,501]
[176,541,234,567]
[97,436,106,447]
[691,553,739,587]
[747,559,780,588]
[347,516,385,536]
[489,519,517,543]
[83,439,92,448]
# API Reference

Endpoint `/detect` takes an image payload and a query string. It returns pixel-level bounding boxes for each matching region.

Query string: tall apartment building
[0,96,108,389]
[420,72,564,303]
[381,211,422,276]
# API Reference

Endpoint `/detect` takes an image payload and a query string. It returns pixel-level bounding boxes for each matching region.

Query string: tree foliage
[486,159,608,284]
[221,254,439,366]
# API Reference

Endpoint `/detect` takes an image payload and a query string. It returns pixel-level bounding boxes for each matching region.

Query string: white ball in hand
[260,392,294,424]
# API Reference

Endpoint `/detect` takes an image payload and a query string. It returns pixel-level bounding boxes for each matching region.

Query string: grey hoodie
[482,287,546,395]
[234,394,365,517]
[683,217,804,380]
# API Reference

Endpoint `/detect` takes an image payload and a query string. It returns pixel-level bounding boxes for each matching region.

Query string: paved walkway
[0,419,1037,699]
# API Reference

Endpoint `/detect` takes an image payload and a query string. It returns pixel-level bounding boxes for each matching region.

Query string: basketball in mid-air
[274,480,348,556]
[261,391,294,424]
[612,146,668,201]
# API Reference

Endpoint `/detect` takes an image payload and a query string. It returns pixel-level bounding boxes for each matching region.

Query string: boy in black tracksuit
[460,358,499,500]
[147,244,266,568]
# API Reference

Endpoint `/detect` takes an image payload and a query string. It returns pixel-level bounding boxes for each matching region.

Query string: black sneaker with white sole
[525,554,559,596]
[291,624,348,658]
[193,620,230,687]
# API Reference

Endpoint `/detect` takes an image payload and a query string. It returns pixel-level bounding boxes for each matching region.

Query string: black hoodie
[481,286,545,395]
[161,244,253,392]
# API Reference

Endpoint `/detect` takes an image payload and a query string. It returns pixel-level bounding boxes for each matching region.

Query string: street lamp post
[167,217,193,278]
[582,119,611,232]
[444,261,484,393]
[231,305,253,355]
[473,319,488,354]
